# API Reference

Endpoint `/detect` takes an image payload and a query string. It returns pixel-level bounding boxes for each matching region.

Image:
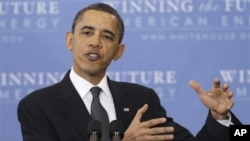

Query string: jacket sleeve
[148,88,195,141]
[148,88,242,141]
[17,96,59,141]
[195,111,242,141]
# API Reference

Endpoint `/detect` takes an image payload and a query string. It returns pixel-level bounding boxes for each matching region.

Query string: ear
[113,44,125,61]
[66,32,73,51]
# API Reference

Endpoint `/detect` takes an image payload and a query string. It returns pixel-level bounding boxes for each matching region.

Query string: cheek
[107,49,119,61]
[71,43,83,57]
[71,40,84,52]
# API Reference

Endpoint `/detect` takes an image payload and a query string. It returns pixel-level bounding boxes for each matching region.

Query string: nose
[88,42,100,48]
[88,34,101,48]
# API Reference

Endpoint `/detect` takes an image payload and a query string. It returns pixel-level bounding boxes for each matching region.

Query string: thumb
[189,80,205,95]
[133,104,148,121]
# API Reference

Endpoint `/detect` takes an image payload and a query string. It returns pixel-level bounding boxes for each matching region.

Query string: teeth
[89,53,98,57]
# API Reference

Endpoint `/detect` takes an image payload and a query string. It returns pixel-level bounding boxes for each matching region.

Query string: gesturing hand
[189,78,234,120]
[122,104,174,141]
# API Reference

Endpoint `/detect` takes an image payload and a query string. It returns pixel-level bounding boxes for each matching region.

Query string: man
[17,2,241,141]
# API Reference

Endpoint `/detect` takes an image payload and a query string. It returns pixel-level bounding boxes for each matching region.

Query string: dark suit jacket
[17,70,241,141]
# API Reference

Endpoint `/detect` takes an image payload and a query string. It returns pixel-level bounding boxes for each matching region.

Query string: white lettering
[0,1,59,15]
[104,0,194,13]
[107,71,177,85]
[0,90,9,100]
[236,87,248,97]
[168,87,176,97]
[0,18,60,30]
[220,70,250,83]
[234,129,247,136]
[0,72,65,86]
[225,0,249,12]
[199,0,219,12]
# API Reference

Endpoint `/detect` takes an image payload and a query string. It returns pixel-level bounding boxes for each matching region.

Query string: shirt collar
[69,67,111,99]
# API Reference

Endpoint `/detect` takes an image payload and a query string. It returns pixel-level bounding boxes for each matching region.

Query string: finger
[133,104,148,122]
[189,80,205,95]
[228,91,233,98]
[222,83,229,92]
[141,117,167,128]
[213,78,221,88]
[143,134,174,141]
[150,127,174,135]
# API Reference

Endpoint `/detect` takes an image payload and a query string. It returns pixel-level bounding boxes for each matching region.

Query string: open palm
[189,78,233,120]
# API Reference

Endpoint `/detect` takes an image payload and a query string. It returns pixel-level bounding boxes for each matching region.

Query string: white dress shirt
[69,68,117,122]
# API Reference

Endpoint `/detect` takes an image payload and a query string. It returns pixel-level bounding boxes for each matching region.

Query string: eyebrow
[80,25,94,31]
[80,26,115,38]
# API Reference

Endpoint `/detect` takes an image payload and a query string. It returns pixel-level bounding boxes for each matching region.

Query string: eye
[105,35,112,40]
[103,34,114,41]
[82,31,91,35]
[81,29,94,36]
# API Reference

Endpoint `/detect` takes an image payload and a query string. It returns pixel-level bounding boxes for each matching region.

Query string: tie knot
[90,86,102,98]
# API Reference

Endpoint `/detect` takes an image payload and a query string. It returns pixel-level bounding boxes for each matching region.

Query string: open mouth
[86,53,100,61]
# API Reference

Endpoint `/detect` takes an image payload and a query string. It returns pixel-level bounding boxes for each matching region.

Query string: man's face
[66,10,124,84]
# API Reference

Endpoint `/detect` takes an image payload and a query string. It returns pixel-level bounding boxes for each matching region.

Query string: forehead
[76,10,119,32]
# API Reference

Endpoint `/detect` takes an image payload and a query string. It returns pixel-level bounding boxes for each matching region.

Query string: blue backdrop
[0,0,250,140]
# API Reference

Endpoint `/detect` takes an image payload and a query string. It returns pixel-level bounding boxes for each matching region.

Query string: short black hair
[71,3,124,43]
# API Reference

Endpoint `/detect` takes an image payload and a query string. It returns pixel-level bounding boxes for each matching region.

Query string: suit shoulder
[115,81,151,88]
[19,82,60,103]
[112,81,155,94]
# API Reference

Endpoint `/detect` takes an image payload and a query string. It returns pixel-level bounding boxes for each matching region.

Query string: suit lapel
[108,78,134,129]
[56,71,92,139]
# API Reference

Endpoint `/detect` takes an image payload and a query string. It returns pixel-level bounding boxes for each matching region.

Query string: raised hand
[189,78,234,120]
[123,104,174,141]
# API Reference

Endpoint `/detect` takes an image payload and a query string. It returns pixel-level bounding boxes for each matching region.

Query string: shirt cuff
[216,112,233,127]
